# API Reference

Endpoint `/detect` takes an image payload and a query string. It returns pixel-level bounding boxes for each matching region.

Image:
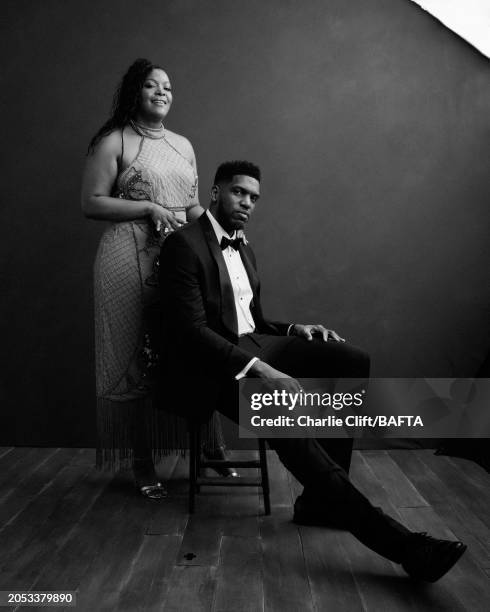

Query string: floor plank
[0,448,86,527]
[0,447,58,499]
[350,452,405,523]
[360,450,429,508]
[177,514,223,568]
[267,451,294,509]
[116,534,182,612]
[299,526,364,611]
[0,447,487,612]
[163,566,217,611]
[260,507,313,612]
[213,535,263,612]
[76,491,160,610]
[0,447,13,461]
[0,462,100,589]
[446,454,490,492]
[417,450,490,529]
[0,451,96,569]
[27,472,132,593]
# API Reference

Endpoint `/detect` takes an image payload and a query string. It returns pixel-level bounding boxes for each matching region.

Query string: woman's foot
[133,457,168,500]
[139,482,168,500]
[202,445,239,477]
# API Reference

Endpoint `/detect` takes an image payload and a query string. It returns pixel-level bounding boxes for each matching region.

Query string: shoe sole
[428,543,467,582]
[404,543,467,583]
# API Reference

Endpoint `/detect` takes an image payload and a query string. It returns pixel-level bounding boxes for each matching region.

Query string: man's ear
[211,185,219,202]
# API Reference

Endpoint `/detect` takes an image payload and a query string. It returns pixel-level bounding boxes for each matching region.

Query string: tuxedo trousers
[216,333,411,563]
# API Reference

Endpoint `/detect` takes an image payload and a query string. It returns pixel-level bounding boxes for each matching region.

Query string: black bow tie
[220,236,243,251]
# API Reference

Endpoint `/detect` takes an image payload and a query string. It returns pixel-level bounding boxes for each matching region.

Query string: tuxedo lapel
[199,214,238,336]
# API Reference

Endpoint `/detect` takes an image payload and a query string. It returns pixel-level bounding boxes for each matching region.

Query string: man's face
[213,175,260,233]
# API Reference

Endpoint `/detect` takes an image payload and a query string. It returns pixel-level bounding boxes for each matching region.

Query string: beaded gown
[94,127,220,467]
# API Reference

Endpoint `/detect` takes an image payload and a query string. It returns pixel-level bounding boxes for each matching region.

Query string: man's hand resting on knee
[291,324,345,343]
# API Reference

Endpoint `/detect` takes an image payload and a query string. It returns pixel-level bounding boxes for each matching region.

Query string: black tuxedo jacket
[158,212,290,417]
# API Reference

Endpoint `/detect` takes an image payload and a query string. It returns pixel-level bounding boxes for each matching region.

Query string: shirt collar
[206,209,248,245]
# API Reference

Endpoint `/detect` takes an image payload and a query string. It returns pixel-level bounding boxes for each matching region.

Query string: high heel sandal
[133,457,168,500]
[138,482,168,500]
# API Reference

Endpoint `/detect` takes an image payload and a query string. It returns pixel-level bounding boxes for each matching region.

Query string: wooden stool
[188,421,271,515]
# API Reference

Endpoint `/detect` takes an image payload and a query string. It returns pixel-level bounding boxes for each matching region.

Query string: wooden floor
[0,447,488,611]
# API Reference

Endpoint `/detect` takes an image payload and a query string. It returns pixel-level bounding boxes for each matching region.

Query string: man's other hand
[292,324,345,343]
[249,361,303,393]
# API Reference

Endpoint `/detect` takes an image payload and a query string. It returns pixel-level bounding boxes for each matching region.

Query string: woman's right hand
[148,203,185,233]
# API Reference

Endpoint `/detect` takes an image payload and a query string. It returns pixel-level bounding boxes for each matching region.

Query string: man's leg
[217,387,407,561]
[317,438,354,473]
[270,437,411,561]
[246,334,367,467]
[253,334,370,380]
[218,384,465,579]
[223,334,466,579]
[245,334,364,512]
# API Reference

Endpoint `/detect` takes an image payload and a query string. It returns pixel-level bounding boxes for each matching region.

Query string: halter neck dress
[93,129,200,467]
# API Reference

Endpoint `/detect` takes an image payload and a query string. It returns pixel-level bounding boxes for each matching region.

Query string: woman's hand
[148,203,185,233]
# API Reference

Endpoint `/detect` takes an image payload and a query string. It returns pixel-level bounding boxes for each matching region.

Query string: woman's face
[138,68,173,122]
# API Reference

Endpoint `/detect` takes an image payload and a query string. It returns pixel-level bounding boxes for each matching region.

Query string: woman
[82,58,233,499]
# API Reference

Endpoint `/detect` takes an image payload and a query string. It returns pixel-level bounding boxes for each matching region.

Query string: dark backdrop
[1,0,489,446]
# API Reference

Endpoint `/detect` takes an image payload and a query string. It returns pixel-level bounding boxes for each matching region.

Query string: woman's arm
[185,140,205,221]
[81,131,183,230]
[187,204,205,221]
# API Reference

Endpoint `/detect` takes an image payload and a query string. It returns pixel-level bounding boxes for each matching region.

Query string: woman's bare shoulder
[89,129,125,158]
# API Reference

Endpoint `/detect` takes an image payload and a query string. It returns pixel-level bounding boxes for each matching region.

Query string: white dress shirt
[206,210,259,378]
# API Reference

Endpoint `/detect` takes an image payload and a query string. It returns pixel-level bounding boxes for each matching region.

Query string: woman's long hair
[87,58,164,153]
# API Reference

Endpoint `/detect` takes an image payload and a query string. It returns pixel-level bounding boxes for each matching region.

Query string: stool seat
[188,421,271,515]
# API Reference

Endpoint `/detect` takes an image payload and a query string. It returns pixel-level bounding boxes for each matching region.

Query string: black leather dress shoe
[292,495,348,529]
[401,532,466,582]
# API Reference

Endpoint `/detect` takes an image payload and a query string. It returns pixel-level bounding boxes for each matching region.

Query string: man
[159,160,465,582]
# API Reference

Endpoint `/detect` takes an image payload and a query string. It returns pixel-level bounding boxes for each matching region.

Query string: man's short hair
[213,161,261,186]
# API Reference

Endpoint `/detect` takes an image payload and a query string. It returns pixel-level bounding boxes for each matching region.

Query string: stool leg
[258,438,271,515]
[196,425,202,494]
[189,425,197,514]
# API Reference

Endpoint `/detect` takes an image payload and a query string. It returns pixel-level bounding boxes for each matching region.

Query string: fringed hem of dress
[95,397,223,471]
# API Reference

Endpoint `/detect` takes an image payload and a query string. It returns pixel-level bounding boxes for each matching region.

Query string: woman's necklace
[130,119,165,139]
